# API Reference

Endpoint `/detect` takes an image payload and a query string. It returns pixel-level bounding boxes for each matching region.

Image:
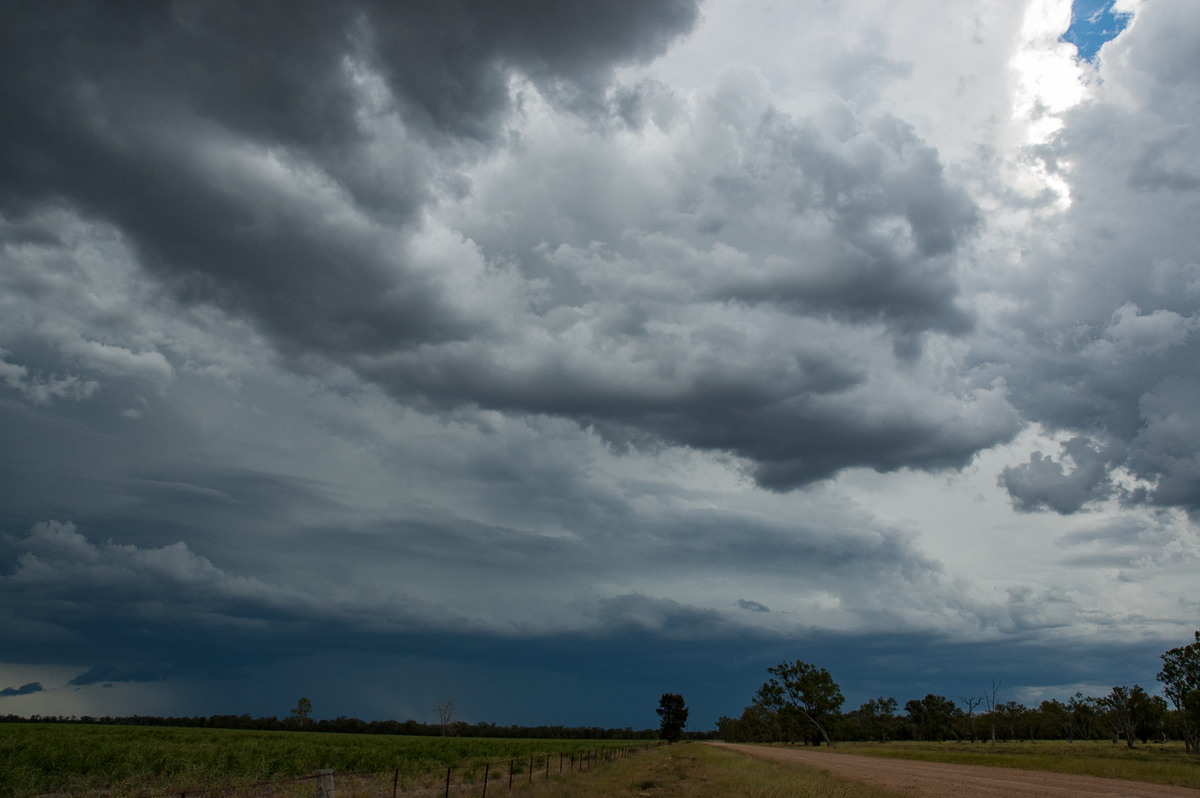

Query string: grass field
[0,723,639,797]
[8,727,1199,797]
[826,739,1200,789]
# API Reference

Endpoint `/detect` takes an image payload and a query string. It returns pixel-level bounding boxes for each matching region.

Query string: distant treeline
[0,713,717,740]
[718,633,1200,752]
[717,688,1176,746]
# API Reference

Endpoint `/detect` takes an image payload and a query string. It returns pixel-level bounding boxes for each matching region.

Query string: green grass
[825,739,1200,789]
[520,742,910,798]
[0,723,637,797]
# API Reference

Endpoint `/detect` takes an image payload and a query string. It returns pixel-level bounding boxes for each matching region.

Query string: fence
[155,742,665,798]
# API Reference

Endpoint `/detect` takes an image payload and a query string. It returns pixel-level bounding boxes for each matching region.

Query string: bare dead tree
[983,680,1001,745]
[959,695,984,742]
[435,697,458,737]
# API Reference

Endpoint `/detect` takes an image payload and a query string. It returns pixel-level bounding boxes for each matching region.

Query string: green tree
[904,694,960,741]
[1134,692,1168,743]
[288,697,312,728]
[756,660,844,746]
[1099,685,1162,748]
[1157,631,1200,754]
[717,704,771,742]
[715,714,742,742]
[1040,699,1075,742]
[733,702,781,742]
[1068,692,1099,741]
[856,696,899,743]
[656,693,689,743]
[996,701,1028,741]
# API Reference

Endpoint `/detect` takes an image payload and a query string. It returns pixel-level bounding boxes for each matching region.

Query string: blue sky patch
[1062,0,1132,61]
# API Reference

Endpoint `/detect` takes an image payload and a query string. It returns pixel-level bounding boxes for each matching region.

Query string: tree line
[717,631,1200,753]
[0,712,671,740]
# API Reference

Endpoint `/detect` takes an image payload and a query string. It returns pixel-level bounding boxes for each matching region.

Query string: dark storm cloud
[0,0,1018,494]
[0,521,480,682]
[0,681,42,697]
[2,0,1195,730]
[0,491,964,686]
[0,517,760,718]
[402,63,1002,488]
[712,110,978,337]
[355,338,1012,492]
[0,0,700,354]
[999,435,1114,514]
[8,513,1124,726]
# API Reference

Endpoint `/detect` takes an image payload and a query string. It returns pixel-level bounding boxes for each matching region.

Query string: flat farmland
[8,727,1199,798]
[0,723,637,797]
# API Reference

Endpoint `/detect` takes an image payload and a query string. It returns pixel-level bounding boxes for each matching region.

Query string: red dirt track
[713,743,1200,797]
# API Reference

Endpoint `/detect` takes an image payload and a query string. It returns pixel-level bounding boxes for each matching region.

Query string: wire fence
[152,742,665,798]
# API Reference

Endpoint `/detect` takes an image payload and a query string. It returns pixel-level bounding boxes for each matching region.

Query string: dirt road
[714,743,1200,797]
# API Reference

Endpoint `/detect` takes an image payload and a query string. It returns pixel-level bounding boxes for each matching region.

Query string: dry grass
[510,742,910,798]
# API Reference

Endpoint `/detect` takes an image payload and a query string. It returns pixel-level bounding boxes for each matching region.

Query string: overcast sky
[2,0,1197,730]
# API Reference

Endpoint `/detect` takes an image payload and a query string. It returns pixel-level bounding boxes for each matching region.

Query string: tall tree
[959,695,984,742]
[756,660,844,746]
[435,697,459,737]
[656,693,689,743]
[982,680,1001,744]
[288,697,313,728]
[1157,630,1200,754]
[1068,692,1099,741]
[904,694,960,741]
[1100,685,1154,748]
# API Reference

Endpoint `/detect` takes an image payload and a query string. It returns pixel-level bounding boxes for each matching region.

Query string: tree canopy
[656,693,689,743]
[755,659,844,746]
[288,697,312,728]
[715,634,1200,752]
[1158,631,1200,753]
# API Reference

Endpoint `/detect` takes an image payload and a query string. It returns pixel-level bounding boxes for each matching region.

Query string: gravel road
[713,743,1200,797]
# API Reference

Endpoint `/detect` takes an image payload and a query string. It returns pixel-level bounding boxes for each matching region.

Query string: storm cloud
[1,0,1197,726]
[0,0,1016,492]
[0,682,42,698]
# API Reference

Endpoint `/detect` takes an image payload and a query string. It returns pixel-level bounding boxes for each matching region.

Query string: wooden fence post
[316,769,334,798]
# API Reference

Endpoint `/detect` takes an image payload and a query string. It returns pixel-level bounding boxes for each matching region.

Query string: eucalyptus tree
[656,693,689,743]
[1158,631,1200,753]
[756,660,844,746]
[1100,685,1161,748]
[288,697,313,728]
